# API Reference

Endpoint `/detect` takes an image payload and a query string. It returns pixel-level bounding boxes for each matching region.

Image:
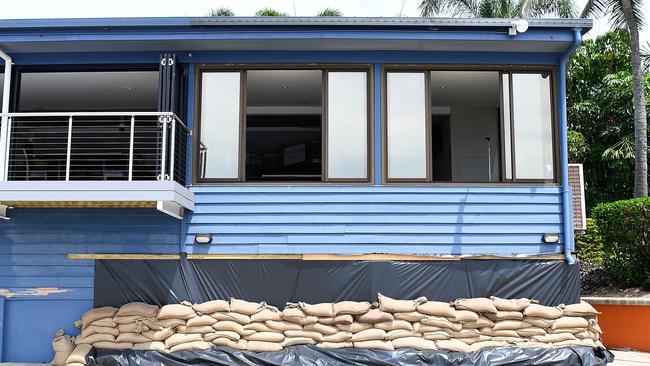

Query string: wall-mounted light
[194,233,213,244]
[509,20,529,36]
[0,204,12,220]
[542,233,560,244]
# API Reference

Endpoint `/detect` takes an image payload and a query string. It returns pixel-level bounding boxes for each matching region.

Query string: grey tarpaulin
[86,345,614,366]
[94,256,580,307]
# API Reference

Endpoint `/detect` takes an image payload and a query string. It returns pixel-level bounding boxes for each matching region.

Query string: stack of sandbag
[57,296,604,357]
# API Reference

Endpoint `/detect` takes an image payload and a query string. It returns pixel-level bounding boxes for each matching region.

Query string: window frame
[193,64,374,185]
[381,64,559,185]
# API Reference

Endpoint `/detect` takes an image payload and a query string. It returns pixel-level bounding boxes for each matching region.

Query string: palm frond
[602,136,635,160]
[419,0,479,16]
[513,0,529,17]
[582,0,644,29]
[528,0,577,18]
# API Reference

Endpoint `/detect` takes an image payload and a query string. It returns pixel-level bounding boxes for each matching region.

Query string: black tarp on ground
[94,256,580,307]
[86,345,614,366]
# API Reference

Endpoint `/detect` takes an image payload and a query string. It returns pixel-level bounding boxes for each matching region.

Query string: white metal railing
[0,112,189,184]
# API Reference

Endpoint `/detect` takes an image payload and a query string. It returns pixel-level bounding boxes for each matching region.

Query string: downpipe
[0,48,12,182]
[558,28,582,264]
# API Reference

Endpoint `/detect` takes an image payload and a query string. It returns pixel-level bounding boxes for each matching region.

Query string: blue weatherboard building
[0,16,591,361]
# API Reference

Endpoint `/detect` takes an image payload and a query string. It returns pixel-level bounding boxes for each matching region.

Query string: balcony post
[159,115,167,180]
[128,116,135,181]
[169,116,175,182]
[65,116,72,181]
[0,116,11,181]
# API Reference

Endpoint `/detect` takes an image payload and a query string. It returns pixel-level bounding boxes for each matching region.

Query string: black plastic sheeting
[86,345,614,366]
[95,256,580,307]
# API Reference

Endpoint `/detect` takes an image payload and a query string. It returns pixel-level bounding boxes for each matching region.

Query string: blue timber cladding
[0,208,180,362]
[184,186,563,255]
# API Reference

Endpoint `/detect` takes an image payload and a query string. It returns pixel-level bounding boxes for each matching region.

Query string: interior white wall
[449,107,500,182]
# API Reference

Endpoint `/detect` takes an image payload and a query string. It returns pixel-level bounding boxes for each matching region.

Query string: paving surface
[611,350,650,365]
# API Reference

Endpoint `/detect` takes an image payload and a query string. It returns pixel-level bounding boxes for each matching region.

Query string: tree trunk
[621,0,648,197]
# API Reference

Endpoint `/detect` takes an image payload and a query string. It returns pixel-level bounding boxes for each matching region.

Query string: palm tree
[207,7,235,16]
[255,8,288,16]
[582,0,647,197]
[419,0,576,18]
[318,8,343,16]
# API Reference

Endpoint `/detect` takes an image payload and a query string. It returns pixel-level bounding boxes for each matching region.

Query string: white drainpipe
[0,48,12,181]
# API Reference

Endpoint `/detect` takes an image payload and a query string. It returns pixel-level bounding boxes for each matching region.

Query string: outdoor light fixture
[509,20,529,36]
[542,233,560,244]
[0,204,11,220]
[194,233,213,244]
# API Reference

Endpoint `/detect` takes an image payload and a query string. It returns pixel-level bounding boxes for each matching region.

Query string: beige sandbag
[490,336,522,342]
[479,328,519,337]
[117,333,151,344]
[446,329,481,339]
[117,302,159,318]
[493,320,531,331]
[204,331,241,342]
[454,298,497,314]
[414,324,444,333]
[460,335,492,345]
[211,311,251,324]
[284,330,324,342]
[522,317,555,328]
[561,301,599,317]
[299,302,334,317]
[516,327,547,337]
[589,323,603,334]
[532,333,577,343]
[169,340,211,352]
[394,311,428,322]
[75,333,115,345]
[333,301,371,316]
[165,333,204,348]
[354,340,394,351]
[304,322,338,335]
[143,318,185,330]
[421,316,462,331]
[81,325,120,338]
[548,327,585,334]
[114,316,144,325]
[386,329,416,340]
[247,340,283,352]
[374,320,413,331]
[142,328,174,341]
[67,363,86,366]
[451,310,479,323]
[392,337,437,350]
[422,331,451,340]
[350,328,387,342]
[247,332,285,342]
[323,331,353,342]
[469,340,509,351]
[282,308,318,325]
[378,293,427,313]
[319,341,353,349]
[177,325,215,334]
[551,316,589,329]
[265,320,302,332]
[319,314,353,325]
[51,332,75,366]
[485,311,524,321]
[93,342,134,350]
[66,344,92,365]
[187,315,218,327]
[336,322,373,333]
[490,297,532,312]
[117,323,149,333]
[193,300,229,314]
[212,338,247,350]
[417,301,456,318]
[575,330,599,340]
[90,318,117,328]
[133,341,166,352]
[282,337,317,347]
[251,308,282,322]
[230,298,264,316]
[523,304,563,319]
[158,304,196,320]
[82,307,118,329]
[356,309,394,324]
[437,338,471,352]
[461,316,494,329]
[244,323,276,332]
[213,321,246,334]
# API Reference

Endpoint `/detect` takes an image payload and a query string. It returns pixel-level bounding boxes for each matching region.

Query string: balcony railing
[0,112,189,185]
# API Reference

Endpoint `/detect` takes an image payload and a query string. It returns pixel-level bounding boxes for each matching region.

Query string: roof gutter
[558,28,582,264]
[0,48,11,181]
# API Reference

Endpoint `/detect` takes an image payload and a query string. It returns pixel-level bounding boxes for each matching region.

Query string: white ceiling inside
[247,70,322,108]
[431,71,500,109]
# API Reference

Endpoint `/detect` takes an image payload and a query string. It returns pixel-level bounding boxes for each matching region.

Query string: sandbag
[356,309,394,324]
[244,323,276,332]
[142,328,174,341]
[446,329,481,339]
[386,329,416,340]
[132,341,166,352]
[421,316,462,331]
[204,331,241,342]
[414,323,444,333]
[75,333,115,345]
[169,340,211,353]
[177,325,215,334]
[284,330,324,342]
[451,310,479,323]
[393,337,438,350]
[65,344,92,365]
[81,325,120,338]
[378,293,426,313]
[92,342,134,350]
[187,315,218,327]
[117,323,148,333]
[417,301,456,317]
[548,327,585,334]
[90,318,117,328]
[323,331,353,342]
[454,298,497,314]
[265,320,303,332]
[116,302,159,318]
[158,304,196,320]
[374,320,413,331]
[164,333,204,348]
[143,318,185,330]
[485,311,524,321]
[193,300,229,314]
[460,316,494,329]
[116,332,151,344]
[551,316,589,329]
[212,338,247,350]
[51,332,74,366]
[333,301,371,316]
[319,341,353,349]
[318,314,353,325]
[299,302,334,317]
[251,308,282,322]
[422,331,451,340]
[490,297,532,312]
[562,301,599,317]
[304,322,338,335]
[211,311,251,324]
[247,340,283,352]
[350,328,386,342]
[493,320,532,331]
[282,337,317,347]
[212,321,246,334]
[437,338,471,352]
[282,308,318,325]
[353,340,394,351]
[523,316,555,328]
[516,327,547,337]
[523,304,563,319]
[394,311,428,322]
[114,316,144,325]
[82,307,118,329]
[532,333,577,343]
[336,322,373,333]
[480,328,519,337]
[230,298,264,315]
[247,332,285,342]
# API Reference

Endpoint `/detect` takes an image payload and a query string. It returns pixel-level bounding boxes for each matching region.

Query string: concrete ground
[611,350,650,365]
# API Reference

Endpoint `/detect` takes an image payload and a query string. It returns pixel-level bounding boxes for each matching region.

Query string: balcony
[0,112,193,218]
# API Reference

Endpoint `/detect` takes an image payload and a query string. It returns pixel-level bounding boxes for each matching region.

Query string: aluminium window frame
[193,64,374,185]
[381,64,560,185]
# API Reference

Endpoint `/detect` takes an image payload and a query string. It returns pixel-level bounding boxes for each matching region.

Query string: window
[385,69,556,183]
[197,67,370,183]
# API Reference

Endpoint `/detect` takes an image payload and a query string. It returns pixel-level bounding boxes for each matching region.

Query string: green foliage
[255,8,288,16]
[418,0,575,18]
[318,8,342,16]
[567,30,650,209]
[575,218,604,266]
[207,7,234,16]
[593,197,650,287]
[567,130,588,162]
